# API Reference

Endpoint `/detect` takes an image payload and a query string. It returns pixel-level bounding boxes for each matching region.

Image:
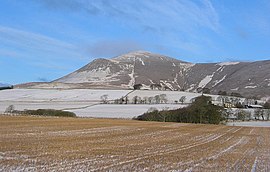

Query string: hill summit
[54,51,270,98]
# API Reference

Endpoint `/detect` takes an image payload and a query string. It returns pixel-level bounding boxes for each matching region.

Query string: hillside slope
[54,51,270,98]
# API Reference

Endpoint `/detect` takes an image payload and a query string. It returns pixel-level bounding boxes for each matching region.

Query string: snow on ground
[72,104,186,118]
[0,89,192,118]
[0,88,229,118]
[227,121,270,127]
[0,89,131,115]
[0,102,93,112]
[0,89,130,102]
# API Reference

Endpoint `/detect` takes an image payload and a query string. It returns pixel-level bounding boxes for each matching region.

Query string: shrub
[24,109,76,117]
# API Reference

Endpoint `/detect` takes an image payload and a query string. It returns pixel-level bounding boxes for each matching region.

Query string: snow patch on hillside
[179,62,195,69]
[245,85,257,89]
[198,74,214,88]
[128,66,135,88]
[216,66,225,73]
[212,75,227,87]
[138,58,145,65]
[58,67,114,83]
[160,81,173,90]
[231,87,239,91]
[173,73,178,83]
[186,84,195,92]
[218,62,240,66]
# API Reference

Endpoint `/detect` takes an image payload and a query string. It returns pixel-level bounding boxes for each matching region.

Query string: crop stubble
[0,116,269,171]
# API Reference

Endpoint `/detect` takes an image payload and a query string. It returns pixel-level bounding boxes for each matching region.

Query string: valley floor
[1,116,270,171]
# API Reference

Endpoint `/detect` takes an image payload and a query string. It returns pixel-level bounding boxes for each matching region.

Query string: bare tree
[265,109,270,121]
[148,97,154,104]
[179,96,186,104]
[143,97,148,104]
[125,96,129,104]
[154,95,161,104]
[254,109,264,120]
[100,94,108,104]
[132,96,140,104]
[160,94,168,104]
[5,105,15,114]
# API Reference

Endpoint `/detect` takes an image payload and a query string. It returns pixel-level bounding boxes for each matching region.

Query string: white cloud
[38,0,220,33]
[0,25,83,59]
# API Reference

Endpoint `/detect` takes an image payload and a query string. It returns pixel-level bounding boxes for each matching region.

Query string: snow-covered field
[227,121,270,127]
[0,89,205,118]
[72,104,186,118]
[0,89,129,117]
[0,89,130,102]
[0,88,262,119]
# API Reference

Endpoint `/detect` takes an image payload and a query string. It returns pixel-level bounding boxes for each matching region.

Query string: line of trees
[100,94,188,105]
[101,94,170,104]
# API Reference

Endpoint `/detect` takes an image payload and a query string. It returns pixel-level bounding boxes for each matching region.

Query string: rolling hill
[54,51,270,98]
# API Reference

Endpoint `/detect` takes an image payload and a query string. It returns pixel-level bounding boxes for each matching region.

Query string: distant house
[224,102,235,108]
[245,104,263,109]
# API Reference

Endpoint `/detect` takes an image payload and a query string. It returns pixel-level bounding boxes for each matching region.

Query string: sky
[1,0,270,84]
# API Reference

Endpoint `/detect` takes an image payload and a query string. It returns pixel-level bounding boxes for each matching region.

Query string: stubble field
[0,116,269,171]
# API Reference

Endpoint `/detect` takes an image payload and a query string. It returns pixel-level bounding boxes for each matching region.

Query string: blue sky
[1,0,270,84]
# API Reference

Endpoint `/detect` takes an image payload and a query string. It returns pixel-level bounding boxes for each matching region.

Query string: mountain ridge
[22,51,270,99]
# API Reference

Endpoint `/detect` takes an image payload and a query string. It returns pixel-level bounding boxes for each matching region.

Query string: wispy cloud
[35,0,220,55]
[0,25,83,59]
[37,0,100,14]
[37,0,220,33]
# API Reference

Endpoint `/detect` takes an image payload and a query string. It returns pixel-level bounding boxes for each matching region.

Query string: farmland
[0,89,204,118]
[1,116,270,171]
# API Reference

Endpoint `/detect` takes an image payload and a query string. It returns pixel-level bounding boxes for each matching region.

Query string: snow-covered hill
[22,51,270,98]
